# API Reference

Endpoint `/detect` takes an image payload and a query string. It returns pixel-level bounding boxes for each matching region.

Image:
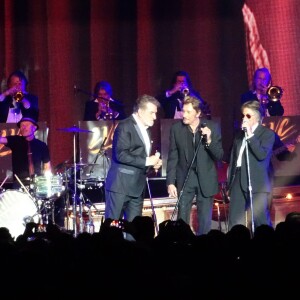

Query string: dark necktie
[27,141,35,176]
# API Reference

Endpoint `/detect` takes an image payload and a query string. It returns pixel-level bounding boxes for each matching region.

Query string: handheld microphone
[242,120,247,132]
[154,151,161,175]
[200,122,207,141]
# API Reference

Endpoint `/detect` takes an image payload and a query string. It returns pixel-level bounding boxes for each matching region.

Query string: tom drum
[34,174,65,199]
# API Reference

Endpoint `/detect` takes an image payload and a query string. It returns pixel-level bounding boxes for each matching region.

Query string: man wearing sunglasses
[227,100,275,232]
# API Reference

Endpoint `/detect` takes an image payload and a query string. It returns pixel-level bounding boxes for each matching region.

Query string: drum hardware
[213,182,229,233]
[14,174,55,231]
[76,176,101,232]
[0,189,39,239]
[0,170,13,189]
[56,126,93,237]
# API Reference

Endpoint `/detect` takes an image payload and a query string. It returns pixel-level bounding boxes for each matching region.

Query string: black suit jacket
[105,115,151,197]
[227,125,275,194]
[166,118,224,197]
[0,93,39,122]
[240,90,284,116]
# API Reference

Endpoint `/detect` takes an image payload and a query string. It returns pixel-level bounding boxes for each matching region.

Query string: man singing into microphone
[227,100,275,232]
[166,96,223,235]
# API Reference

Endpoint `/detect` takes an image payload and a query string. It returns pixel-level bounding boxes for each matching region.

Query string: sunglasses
[241,113,253,119]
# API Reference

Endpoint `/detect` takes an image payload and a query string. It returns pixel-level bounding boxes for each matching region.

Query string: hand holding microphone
[242,119,249,133]
[153,151,162,175]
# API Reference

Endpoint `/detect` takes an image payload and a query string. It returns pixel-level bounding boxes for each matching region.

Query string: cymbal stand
[77,177,86,233]
[62,164,71,231]
[72,132,79,237]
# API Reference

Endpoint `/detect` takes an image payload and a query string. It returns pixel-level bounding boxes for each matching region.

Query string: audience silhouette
[0,213,300,298]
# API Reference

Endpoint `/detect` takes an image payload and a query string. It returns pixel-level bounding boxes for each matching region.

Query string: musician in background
[156,70,211,119]
[83,81,126,121]
[240,67,284,117]
[0,116,65,228]
[0,116,51,188]
[0,70,39,123]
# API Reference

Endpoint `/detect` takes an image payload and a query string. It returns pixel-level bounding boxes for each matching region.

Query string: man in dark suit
[227,100,275,232]
[166,96,223,235]
[240,67,284,117]
[0,70,39,123]
[104,94,162,224]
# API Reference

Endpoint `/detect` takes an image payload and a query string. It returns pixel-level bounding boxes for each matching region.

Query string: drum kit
[0,125,108,239]
[56,125,106,236]
[0,173,66,240]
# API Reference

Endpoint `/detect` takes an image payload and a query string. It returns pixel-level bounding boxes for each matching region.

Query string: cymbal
[57,125,93,133]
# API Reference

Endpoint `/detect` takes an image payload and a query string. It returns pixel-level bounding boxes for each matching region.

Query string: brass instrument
[267,86,283,102]
[181,87,189,96]
[96,99,119,120]
[13,91,24,102]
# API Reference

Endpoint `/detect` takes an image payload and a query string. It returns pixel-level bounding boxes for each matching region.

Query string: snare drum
[34,174,65,199]
[0,190,38,239]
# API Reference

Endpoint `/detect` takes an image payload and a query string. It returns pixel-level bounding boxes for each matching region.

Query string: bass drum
[0,190,38,240]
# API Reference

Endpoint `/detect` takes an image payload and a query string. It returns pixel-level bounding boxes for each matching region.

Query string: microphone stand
[89,137,107,176]
[171,132,205,221]
[146,177,159,235]
[244,131,255,235]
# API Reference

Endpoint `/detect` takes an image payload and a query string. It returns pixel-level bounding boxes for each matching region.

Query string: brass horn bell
[13,91,24,102]
[267,86,283,102]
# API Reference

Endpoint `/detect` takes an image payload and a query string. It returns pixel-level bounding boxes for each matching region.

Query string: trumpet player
[83,80,126,121]
[0,70,39,123]
[240,67,284,117]
[156,70,210,119]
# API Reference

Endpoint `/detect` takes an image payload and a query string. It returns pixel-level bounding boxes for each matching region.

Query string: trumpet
[267,86,283,102]
[13,91,24,102]
[181,87,189,96]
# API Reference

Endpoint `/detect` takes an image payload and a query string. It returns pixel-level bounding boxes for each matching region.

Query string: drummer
[0,116,51,189]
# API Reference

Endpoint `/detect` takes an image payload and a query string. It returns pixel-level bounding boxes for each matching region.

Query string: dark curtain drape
[1,0,299,167]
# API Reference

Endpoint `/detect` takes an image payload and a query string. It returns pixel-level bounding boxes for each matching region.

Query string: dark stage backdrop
[1,0,300,176]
